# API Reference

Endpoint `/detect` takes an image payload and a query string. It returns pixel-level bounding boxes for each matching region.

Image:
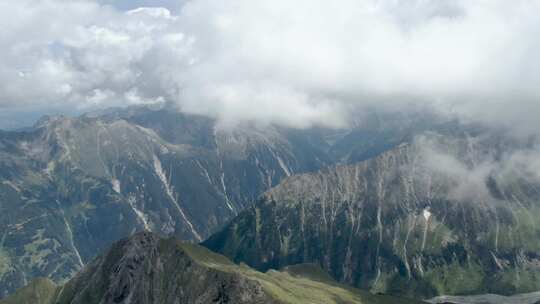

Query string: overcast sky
[96,0,185,12]
[1,0,540,132]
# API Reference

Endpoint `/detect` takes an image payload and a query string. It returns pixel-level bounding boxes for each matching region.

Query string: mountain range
[1,105,539,303]
[0,104,440,297]
[205,131,540,298]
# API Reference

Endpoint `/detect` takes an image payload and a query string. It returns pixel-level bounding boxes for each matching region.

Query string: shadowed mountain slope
[205,131,540,298]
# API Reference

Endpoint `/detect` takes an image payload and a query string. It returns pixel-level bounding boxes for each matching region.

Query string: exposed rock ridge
[1,232,427,304]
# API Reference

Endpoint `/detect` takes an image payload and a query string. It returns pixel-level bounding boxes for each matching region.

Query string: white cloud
[1,0,540,131]
[413,133,540,204]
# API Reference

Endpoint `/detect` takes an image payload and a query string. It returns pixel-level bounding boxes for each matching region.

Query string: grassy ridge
[1,235,426,304]
[180,241,424,304]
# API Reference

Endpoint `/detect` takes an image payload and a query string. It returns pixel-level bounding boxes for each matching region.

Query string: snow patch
[127,195,151,231]
[2,180,20,192]
[276,154,292,177]
[268,147,292,177]
[214,128,235,213]
[423,208,432,221]
[421,208,432,252]
[111,179,121,194]
[153,155,202,241]
[56,200,84,268]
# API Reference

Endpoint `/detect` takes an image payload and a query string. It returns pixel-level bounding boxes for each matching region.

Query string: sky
[1,0,540,132]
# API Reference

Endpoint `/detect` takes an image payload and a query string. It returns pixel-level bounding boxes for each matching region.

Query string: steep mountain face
[0,111,322,297]
[205,131,540,298]
[0,232,426,304]
[0,105,444,297]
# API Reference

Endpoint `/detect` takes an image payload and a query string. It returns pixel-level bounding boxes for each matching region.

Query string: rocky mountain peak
[1,232,425,304]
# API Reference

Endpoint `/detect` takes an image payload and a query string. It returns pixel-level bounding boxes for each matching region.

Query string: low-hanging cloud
[413,133,540,205]
[1,0,540,131]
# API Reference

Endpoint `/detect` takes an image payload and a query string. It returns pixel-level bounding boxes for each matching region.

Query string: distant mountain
[0,232,426,304]
[204,131,540,298]
[0,105,443,297]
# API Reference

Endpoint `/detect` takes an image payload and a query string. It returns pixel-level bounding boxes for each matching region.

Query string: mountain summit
[0,232,425,304]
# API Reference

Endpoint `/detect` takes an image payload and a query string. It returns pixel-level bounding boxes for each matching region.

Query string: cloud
[96,0,185,12]
[414,134,497,203]
[1,0,540,131]
[413,133,540,204]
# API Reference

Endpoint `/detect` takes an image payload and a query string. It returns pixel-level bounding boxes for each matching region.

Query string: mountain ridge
[0,231,426,304]
[204,131,540,298]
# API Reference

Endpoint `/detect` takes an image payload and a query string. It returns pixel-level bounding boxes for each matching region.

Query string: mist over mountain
[205,130,540,298]
[1,1,540,303]
[1,106,540,303]
[0,104,449,297]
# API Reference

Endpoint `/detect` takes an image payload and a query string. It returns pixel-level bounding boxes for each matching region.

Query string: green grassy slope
[0,278,58,304]
[1,233,426,304]
[179,240,424,304]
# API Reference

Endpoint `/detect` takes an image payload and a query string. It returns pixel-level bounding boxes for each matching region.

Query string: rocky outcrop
[53,232,273,304]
